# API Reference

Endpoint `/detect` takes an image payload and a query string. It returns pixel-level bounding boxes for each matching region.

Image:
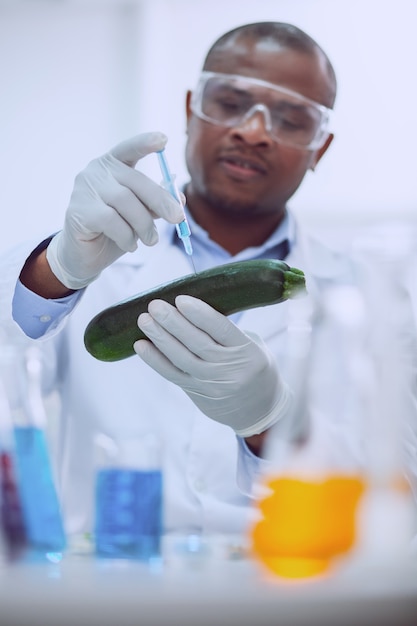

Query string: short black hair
[203,22,337,103]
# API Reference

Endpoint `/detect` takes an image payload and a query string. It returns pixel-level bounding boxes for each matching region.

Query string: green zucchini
[84,259,306,362]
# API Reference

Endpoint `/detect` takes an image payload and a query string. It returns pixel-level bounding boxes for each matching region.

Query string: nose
[231,104,274,145]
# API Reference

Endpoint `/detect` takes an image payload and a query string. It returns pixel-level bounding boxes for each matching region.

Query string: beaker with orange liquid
[249,285,372,580]
[251,472,365,579]
[250,240,417,580]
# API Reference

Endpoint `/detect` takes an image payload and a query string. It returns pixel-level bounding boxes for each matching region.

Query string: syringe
[156,149,194,261]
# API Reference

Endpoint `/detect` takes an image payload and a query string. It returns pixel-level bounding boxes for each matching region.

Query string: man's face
[185,37,334,218]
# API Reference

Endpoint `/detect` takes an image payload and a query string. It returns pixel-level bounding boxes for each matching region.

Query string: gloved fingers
[104,132,185,224]
[108,132,167,167]
[159,182,186,208]
[111,165,185,224]
[76,133,184,237]
[74,156,182,247]
[99,181,159,247]
[76,169,180,251]
[174,295,253,348]
[141,298,255,368]
[73,193,142,253]
[139,300,266,383]
[133,338,192,387]
[137,309,212,378]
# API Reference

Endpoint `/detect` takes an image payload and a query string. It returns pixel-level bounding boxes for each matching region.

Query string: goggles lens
[191,72,332,149]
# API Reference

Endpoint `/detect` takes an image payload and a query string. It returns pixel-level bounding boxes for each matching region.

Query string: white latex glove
[134,295,292,438]
[46,132,185,289]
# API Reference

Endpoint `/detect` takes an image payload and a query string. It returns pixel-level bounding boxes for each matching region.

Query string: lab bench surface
[0,534,416,626]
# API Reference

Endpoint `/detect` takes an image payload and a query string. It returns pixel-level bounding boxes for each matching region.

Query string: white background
[0,0,416,254]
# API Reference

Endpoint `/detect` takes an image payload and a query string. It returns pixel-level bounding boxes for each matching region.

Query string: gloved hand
[46,132,185,289]
[134,295,292,438]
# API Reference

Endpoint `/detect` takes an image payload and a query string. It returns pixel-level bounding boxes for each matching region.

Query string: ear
[185,90,193,125]
[309,133,334,171]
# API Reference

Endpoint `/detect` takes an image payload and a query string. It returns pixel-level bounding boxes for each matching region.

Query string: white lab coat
[0,219,374,538]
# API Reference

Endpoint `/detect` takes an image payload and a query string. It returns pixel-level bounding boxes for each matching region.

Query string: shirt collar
[173,205,294,263]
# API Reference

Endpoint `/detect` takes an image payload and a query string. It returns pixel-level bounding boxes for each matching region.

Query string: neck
[186,188,286,256]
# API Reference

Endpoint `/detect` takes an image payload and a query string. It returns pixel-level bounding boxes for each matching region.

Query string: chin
[207,187,259,216]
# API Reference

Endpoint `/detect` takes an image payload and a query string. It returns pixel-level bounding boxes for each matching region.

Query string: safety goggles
[190,71,332,150]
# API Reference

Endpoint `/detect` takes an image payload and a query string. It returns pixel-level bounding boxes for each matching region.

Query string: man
[7,22,354,539]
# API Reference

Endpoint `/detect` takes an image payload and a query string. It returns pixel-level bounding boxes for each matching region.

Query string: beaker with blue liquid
[0,341,66,561]
[94,433,163,562]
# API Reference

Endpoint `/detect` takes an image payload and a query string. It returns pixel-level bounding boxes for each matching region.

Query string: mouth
[219,153,268,179]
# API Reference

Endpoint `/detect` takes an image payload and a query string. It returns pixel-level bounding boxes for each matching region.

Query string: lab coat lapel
[113,223,193,294]
[235,227,345,341]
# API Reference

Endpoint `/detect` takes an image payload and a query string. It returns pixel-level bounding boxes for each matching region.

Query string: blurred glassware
[251,220,417,580]
[0,336,66,562]
[94,431,163,565]
[0,344,27,561]
[250,285,368,579]
[350,221,417,562]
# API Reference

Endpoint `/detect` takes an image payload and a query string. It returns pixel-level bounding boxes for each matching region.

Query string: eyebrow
[271,101,314,113]
[202,72,329,111]
[212,83,252,96]
[213,83,314,112]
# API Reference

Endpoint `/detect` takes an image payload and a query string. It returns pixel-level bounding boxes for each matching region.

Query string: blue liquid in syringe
[95,468,163,561]
[13,427,66,552]
[157,149,194,258]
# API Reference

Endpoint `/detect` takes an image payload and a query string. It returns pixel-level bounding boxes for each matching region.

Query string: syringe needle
[189,254,197,274]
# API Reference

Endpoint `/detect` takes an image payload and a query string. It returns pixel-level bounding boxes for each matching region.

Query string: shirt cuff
[12,279,84,339]
[235,436,272,498]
